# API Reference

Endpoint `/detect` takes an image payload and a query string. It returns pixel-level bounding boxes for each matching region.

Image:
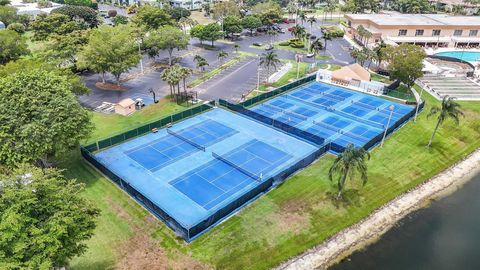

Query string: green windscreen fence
[84,101,215,153]
[240,74,317,107]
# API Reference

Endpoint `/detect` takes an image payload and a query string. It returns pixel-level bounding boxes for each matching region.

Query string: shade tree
[0,165,100,269]
[144,25,189,66]
[0,69,91,167]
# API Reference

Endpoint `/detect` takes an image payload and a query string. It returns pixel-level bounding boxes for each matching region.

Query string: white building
[345,13,480,48]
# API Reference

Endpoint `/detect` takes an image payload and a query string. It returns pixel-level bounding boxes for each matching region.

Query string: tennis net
[212,152,263,182]
[167,129,206,151]
[262,103,309,121]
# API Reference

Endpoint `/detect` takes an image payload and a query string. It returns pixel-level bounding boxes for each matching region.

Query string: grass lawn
[188,52,250,88]
[248,61,310,98]
[66,89,480,269]
[89,98,185,141]
[189,11,214,25]
[386,84,417,103]
[370,73,392,84]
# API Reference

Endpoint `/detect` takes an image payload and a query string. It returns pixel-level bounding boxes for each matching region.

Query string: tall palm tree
[179,66,192,94]
[259,50,281,84]
[322,31,332,55]
[291,25,306,39]
[307,16,316,34]
[161,67,178,101]
[328,144,370,199]
[427,96,464,147]
[234,44,240,53]
[356,25,365,45]
[363,29,372,46]
[310,38,324,65]
[218,50,228,65]
[373,40,387,69]
[298,11,306,26]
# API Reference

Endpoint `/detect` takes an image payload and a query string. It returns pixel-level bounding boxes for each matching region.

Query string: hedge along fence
[83,101,215,153]
[240,74,317,107]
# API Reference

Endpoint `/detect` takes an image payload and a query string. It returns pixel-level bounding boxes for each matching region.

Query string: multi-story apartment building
[345,13,480,48]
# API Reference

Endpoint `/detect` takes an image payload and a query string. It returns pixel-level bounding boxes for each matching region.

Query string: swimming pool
[434,51,480,62]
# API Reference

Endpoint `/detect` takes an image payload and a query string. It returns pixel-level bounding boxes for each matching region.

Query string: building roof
[0,21,4,29]
[332,64,371,82]
[117,98,135,108]
[345,14,480,27]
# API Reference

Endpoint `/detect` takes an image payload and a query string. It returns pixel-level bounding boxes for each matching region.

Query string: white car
[306,53,315,58]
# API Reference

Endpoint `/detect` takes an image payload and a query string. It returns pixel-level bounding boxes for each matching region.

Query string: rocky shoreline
[275,149,480,270]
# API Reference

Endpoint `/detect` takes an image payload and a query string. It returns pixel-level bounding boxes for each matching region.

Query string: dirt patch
[106,197,134,224]
[274,199,312,234]
[107,198,211,270]
[115,231,209,270]
[95,82,128,91]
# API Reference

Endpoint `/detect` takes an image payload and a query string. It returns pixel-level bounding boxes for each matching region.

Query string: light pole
[295,54,302,79]
[137,39,144,74]
[381,105,395,148]
[414,86,424,122]
[257,66,263,91]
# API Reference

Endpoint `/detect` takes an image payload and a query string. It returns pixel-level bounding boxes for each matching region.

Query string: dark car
[310,35,317,39]
[253,42,263,46]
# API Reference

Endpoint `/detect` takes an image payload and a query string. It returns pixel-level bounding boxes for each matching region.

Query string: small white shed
[0,21,5,30]
[115,98,136,116]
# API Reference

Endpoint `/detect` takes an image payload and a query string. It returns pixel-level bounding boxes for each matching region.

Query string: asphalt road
[78,20,355,109]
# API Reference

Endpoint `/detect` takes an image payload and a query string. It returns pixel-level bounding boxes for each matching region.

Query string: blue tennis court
[171,139,291,210]
[251,81,415,151]
[93,108,317,241]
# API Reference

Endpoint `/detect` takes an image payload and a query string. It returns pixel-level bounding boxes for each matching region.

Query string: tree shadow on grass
[326,189,362,209]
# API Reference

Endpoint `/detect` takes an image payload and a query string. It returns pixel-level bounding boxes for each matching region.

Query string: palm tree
[427,96,464,147]
[307,16,316,34]
[298,11,306,26]
[197,59,209,72]
[328,144,370,199]
[310,38,324,65]
[161,66,179,102]
[322,31,332,55]
[179,66,192,94]
[267,29,278,45]
[193,54,207,71]
[259,50,281,84]
[356,25,365,45]
[363,29,372,46]
[291,25,306,39]
[234,44,240,53]
[372,40,387,69]
[218,50,228,65]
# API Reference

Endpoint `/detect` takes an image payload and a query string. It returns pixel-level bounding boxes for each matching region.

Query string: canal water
[331,172,480,270]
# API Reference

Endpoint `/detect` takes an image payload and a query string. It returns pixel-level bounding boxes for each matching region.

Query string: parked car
[288,27,294,32]
[265,44,274,50]
[253,42,263,46]
[310,35,317,39]
[280,29,286,33]
[257,26,268,32]
[288,18,295,23]
[282,19,290,24]
[306,53,315,58]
